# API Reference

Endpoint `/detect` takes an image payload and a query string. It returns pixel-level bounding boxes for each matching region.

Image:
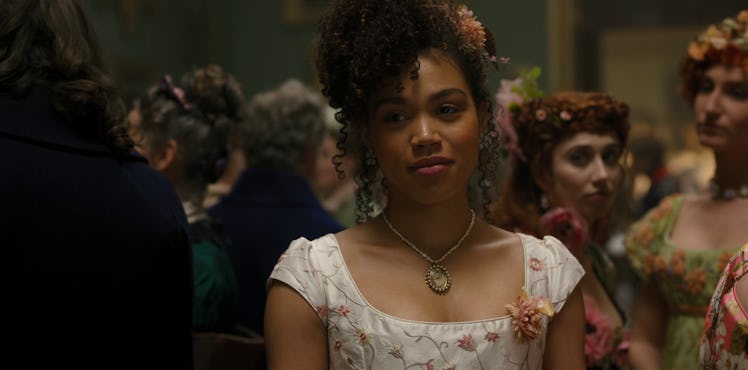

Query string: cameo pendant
[426,264,451,294]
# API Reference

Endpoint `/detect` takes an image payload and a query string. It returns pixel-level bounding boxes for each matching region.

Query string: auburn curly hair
[316,0,501,222]
[492,91,630,242]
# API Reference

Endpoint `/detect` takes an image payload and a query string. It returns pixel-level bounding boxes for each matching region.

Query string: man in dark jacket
[0,1,193,368]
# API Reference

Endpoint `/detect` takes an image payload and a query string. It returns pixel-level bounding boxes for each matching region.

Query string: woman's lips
[409,157,453,176]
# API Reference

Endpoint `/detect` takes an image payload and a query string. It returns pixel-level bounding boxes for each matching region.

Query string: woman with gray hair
[208,78,343,336]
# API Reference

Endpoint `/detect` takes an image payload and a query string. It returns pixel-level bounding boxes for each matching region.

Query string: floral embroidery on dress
[505,287,554,342]
[529,257,545,271]
[270,234,583,369]
[700,244,748,369]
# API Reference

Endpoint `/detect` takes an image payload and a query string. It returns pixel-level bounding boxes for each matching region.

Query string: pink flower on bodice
[505,287,554,342]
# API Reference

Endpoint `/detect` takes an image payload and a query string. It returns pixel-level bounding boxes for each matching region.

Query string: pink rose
[583,296,615,367]
[541,207,590,256]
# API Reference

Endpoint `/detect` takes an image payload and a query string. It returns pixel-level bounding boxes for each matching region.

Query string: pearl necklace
[382,209,476,294]
[708,179,748,200]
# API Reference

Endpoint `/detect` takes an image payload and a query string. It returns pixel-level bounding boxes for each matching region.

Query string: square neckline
[323,232,532,326]
[662,194,744,254]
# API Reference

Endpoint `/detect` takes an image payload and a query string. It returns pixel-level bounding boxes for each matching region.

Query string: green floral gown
[625,194,740,370]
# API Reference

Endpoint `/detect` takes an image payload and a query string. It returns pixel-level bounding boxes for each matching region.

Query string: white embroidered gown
[269,233,584,369]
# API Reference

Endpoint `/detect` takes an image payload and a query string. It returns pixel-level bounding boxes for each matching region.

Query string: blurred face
[543,132,622,223]
[365,49,481,207]
[693,64,748,153]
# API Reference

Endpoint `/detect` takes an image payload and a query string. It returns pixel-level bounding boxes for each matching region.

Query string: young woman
[264,1,586,369]
[130,64,243,333]
[625,9,748,370]
[491,88,632,369]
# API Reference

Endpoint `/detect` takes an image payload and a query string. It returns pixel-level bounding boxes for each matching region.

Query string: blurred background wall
[81,0,551,97]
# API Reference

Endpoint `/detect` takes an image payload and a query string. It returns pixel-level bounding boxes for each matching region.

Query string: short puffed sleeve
[521,233,585,313]
[268,235,336,325]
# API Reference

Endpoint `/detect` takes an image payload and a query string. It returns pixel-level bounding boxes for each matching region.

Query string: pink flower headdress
[494,67,544,162]
[454,4,510,71]
[505,287,554,342]
[540,207,590,256]
[687,10,748,71]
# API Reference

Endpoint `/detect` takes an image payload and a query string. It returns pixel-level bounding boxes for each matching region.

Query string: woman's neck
[382,199,476,258]
[713,150,748,188]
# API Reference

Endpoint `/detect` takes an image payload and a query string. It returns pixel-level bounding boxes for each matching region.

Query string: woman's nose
[410,114,441,148]
[704,89,723,115]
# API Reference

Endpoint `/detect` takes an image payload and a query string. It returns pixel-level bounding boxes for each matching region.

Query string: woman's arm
[265,281,328,370]
[629,281,667,370]
[543,285,586,370]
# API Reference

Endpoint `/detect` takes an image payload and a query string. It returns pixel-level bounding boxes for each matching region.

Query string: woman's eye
[726,86,748,100]
[438,105,459,115]
[568,152,589,166]
[603,150,620,165]
[384,112,407,122]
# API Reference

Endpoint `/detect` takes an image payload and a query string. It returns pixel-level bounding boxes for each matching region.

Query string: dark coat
[209,168,344,334]
[0,88,194,369]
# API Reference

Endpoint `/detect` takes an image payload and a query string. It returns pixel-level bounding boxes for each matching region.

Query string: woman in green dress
[624,9,748,370]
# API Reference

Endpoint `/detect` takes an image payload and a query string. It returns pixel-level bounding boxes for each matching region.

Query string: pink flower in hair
[535,109,547,121]
[456,4,486,51]
[541,207,590,256]
[495,77,527,162]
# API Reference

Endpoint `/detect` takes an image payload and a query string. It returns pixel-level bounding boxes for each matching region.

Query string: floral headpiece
[454,4,510,71]
[494,67,544,163]
[687,10,748,71]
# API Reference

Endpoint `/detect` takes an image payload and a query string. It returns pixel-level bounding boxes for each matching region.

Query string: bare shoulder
[334,221,383,250]
[471,221,524,258]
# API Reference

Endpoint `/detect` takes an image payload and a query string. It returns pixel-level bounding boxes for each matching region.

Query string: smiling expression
[364,49,481,207]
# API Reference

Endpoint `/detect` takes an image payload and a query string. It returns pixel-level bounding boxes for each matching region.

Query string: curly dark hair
[137,64,244,206]
[492,91,630,242]
[0,0,132,154]
[316,0,502,222]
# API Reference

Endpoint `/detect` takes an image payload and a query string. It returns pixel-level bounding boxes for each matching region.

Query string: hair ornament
[494,67,544,163]
[687,9,748,71]
[159,74,192,110]
[454,4,508,71]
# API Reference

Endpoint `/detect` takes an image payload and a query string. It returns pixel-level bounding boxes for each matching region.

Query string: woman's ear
[152,139,178,173]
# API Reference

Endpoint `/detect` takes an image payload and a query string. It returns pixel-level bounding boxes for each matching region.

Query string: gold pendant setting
[426,264,451,294]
